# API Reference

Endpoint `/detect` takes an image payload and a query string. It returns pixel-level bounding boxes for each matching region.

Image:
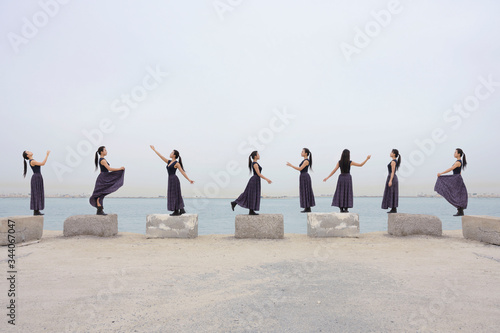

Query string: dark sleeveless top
[99,158,109,173]
[29,159,41,174]
[387,159,397,174]
[252,162,262,176]
[453,159,462,175]
[340,160,352,174]
[167,160,178,176]
[299,159,310,173]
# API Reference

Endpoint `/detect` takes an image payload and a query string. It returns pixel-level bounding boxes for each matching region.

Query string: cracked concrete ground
[1,230,500,332]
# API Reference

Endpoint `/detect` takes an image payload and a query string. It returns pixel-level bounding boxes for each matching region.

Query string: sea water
[1,197,499,235]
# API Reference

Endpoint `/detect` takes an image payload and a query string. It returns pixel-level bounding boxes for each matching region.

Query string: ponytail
[94,152,99,171]
[456,148,467,169]
[392,149,401,170]
[178,155,184,170]
[248,151,258,173]
[173,150,185,170]
[95,146,105,171]
[303,148,313,171]
[22,151,29,178]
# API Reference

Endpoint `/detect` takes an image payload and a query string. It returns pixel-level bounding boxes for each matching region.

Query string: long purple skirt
[381,174,399,209]
[89,170,125,208]
[434,174,468,209]
[299,173,315,208]
[167,174,185,211]
[235,175,261,211]
[30,173,45,210]
[332,174,353,208]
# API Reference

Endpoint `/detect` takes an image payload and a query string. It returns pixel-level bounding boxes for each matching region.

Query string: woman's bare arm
[388,160,396,187]
[286,160,309,171]
[323,162,340,182]
[101,159,124,172]
[351,155,371,167]
[30,151,50,166]
[150,145,169,164]
[254,163,272,184]
[438,161,461,177]
[175,163,194,184]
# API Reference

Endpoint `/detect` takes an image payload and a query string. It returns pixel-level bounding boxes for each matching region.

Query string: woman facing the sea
[150,146,194,216]
[22,150,50,215]
[381,149,401,213]
[324,149,371,213]
[231,151,272,215]
[89,146,125,215]
[286,148,315,213]
[434,148,468,216]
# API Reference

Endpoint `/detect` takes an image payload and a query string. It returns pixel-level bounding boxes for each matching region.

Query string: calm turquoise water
[1,197,499,235]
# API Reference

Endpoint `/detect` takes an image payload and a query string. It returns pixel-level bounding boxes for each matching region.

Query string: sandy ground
[1,230,500,332]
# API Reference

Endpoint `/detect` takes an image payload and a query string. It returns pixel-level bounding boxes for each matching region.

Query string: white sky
[1,0,499,198]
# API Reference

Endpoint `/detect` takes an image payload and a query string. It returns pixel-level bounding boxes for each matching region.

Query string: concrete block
[388,213,442,237]
[235,214,284,239]
[64,214,118,237]
[0,216,43,246]
[146,214,198,239]
[462,215,500,246]
[307,212,359,237]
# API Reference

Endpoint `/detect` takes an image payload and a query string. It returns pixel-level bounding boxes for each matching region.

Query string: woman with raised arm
[323,149,371,213]
[22,150,50,215]
[434,148,468,216]
[231,151,272,215]
[381,149,401,213]
[89,146,125,215]
[286,148,315,213]
[150,145,194,216]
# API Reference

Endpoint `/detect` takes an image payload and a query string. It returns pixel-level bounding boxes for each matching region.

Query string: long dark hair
[339,149,350,173]
[456,148,467,169]
[303,148,313,171]
[173,149,184,170]
[248,151,258,172]
[392,149,401,170]
[22,151,29,178]
[94,146,105,171]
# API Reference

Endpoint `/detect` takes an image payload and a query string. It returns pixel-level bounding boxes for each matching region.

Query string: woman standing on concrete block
[324,149,371,213]
[150,146,194,216]
[23,150,50,215]
[231,151,272,215]
[434,148,468,216]
[381,149,401,213]
[90,146,125,215]
[286,148,316,213]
